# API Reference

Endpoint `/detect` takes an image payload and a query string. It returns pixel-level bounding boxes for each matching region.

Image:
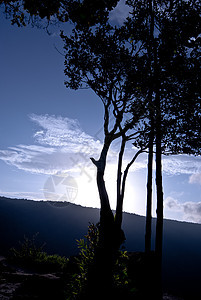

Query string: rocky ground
[0,256,183,300]
[0,256,66,300]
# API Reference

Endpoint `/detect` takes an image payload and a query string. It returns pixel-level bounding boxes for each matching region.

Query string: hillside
[0,197,201,299]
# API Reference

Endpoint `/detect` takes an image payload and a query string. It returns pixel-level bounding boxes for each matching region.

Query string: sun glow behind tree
[0,0,199,230]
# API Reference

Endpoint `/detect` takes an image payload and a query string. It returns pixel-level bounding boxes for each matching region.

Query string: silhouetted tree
[124,1,201,298]
[3,1,200,298]
[61,22,150,297]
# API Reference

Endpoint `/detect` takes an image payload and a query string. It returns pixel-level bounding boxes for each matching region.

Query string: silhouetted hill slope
[0,197,99,256]
[0,197,201,299]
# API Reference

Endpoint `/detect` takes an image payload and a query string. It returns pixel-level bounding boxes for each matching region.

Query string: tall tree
[124,1,201,298]
[61,22,149,297]
[123,3,164,296]
[3,1,200,297]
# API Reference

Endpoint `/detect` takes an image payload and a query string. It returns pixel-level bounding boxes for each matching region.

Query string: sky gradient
[0,2,201,224]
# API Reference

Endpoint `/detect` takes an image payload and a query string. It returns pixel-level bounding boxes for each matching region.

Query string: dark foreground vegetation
[0,226,174,300]
[1,197,201,299]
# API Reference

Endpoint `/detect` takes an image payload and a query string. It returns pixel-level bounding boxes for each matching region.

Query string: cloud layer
[1,113,201,224]
[0,114,101,175]
[163,155,201,176]
[0,113,200,178]
[31,114,101,151]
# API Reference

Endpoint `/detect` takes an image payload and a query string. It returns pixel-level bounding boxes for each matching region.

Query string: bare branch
[116,134,126,205]
[121,148,145,200]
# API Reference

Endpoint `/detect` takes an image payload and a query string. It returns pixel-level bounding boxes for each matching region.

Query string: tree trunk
[97,168,114,249]
[152,0,163,293]
[145,0,154,254]
[145,133,153,254]
[88,142,116,299]
[155,91,164,300]
[91,141,114,236]
[115,136,126,248]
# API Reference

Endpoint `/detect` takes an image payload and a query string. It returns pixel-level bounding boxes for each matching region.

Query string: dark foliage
[0,0,118,27]
[8,233,69,273]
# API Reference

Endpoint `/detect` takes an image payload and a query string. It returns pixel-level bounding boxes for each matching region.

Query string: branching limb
[116,134,126,206]
[90,141,112,214]
[103,102,110,136]
[121,148,145,200]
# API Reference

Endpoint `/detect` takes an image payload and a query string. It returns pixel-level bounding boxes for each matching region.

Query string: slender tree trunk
[115,136,126,247]
[145,0,154,255]
[151,0,163,295]
[114,146,144,255]
[155,90,164,300]
[89,141,115,299]
[145,132,153,254]
[96,168,114,248]
[115,148,143,247]
[116,137,126,223]
[91,141,114,231]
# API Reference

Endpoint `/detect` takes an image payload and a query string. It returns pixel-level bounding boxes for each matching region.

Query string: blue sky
[0,2,201,224]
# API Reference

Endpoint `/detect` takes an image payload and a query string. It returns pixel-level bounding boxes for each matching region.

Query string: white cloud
[123,152,201,177]
[189,173,201,185]
[119,149,201,177]
[0,114,102,175]
[0,145,78,174]
[165,197,201,224]
[0,113,200,181]
[165,197,182,211]
[30,114,101,152]
[162,155,201,175]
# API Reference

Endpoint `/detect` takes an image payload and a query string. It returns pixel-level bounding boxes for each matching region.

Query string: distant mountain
[0,196,201,299]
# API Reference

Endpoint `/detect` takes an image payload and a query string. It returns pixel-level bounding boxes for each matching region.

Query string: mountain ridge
[0,196,201,299]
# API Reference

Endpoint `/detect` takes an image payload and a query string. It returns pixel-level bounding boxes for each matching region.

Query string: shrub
[66,223,130,299]
[113,249,129,289]
[66,223,99,299]
[9,233,68,273]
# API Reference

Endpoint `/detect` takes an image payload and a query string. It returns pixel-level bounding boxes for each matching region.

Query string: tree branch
[116,134,126,206]
[121,148,144,200]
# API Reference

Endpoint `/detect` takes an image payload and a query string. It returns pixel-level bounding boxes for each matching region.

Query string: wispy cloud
[30,114,101,152]
[0,114,102,175]
[0,113,200,180]
[162,155,201,175]
[165,196,201,224]
[125,152,201,176]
